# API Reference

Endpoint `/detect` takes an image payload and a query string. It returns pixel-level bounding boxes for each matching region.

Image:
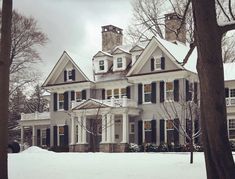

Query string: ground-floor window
[58,126,65,146]
[144,121,152,143]
[228,119,235,140]
[41,129,47,146]
[166,120,174,145]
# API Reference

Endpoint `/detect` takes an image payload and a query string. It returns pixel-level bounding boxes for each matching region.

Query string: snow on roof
[224,62,235,81]
[113,44,133,54]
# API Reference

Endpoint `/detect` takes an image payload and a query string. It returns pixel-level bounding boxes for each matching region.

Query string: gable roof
[42,51,90,87]
[93,51,112,58]
[72,99,111,110]
[112,47,131,55]
[127,36,187,76]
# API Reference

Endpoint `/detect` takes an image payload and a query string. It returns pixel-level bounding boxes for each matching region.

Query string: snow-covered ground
[8,146,234,179]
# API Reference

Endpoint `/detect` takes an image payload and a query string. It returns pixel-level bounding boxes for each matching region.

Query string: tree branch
[219,21,235,35]
[182,41,196,66]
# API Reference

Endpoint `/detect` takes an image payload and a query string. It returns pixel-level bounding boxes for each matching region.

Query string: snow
[7,146,219,179]
[224,62,235,81]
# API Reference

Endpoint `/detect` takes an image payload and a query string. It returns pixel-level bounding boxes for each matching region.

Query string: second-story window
[107,89,112,99]
[99,60,104,71]
[117,58,123,68]
[58,93,64,110]
[143,84,151,103]
[76,91,82,102]
[166,82,174,101]
[114,89,119,98]
[121,88,126,98]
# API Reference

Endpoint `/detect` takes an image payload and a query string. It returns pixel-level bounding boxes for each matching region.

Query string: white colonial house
[19,13,235,152]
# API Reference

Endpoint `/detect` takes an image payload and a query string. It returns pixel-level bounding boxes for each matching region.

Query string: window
[75,91,82,102]
[144,121,152,131]
[130,123,135,134]
[106,89,112,99]
[114,89,119,98]
[99,60,104,71]
[143,84,151,103]
[41,129,46,146]
[189,83,194,101]
[58,126,65,146]
[117,58,123,68]
[166,120,174,144]
[155,58,161,70]
[166,82,174,101]
[228,119,235,140]
[67,70,73,80]
[230,89,235,97]
[121,88,127,98]
[58,93,64,110]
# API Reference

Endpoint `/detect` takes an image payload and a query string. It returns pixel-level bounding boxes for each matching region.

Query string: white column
[122,113,129,143]
[71,115,75,145]
[82,116,87,143]
[101,115,106,143]
[107,114,111,143]
[32,125,36,146]
[21,126,24,145]
[77,116,82,144]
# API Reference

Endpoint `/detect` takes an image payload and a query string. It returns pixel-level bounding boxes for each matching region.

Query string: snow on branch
[219,20,235,34]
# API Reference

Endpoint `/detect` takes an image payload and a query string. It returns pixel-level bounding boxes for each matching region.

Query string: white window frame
[41,128,47,146]
[58,93,64,110]
[155,58,161,70]
[99,60,105,71]
[143,84,152,104]
[165,81,174,101]
[117,57,123,68]
[228,118,235,140]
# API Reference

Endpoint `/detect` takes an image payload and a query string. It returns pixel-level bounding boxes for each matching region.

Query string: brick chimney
[102,25,123,52]
[165,13,186,44]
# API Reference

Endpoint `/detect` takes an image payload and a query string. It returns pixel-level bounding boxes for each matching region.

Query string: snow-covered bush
[145,143,158,152]
[157,143,168,152]
[128,143,140,152]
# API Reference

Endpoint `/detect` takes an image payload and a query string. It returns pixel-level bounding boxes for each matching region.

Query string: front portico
[70,97,141,152]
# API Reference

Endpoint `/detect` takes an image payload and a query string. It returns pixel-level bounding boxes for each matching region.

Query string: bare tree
[0,1,12,179]
[0,10,48,94]
[189,0,235,178]
[160,96,201,164]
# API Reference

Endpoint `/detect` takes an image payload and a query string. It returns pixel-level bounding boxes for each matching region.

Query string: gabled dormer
[112,48,131,72]
[93,51,112,74]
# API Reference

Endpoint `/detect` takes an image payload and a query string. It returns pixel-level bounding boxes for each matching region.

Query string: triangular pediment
[112,48,130,55]
[93,51,112,58]
[42,51,90,87]
[72,99,111,110]
[129,45,144,52]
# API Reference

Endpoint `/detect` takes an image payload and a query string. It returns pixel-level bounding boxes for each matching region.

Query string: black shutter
[186,80,190,101]
[160,119,165,143]
[71,91,75,101]
[82,90,87,100]
[64,125,69,146]
[53,93,57,111]
[161,57,165,70]
[225,88,229,98]
[151,58,154,71]
[138,120,143,145]
[138,84,143,104]
[151,120,157,143]
[102,89,105,100]
[174,80,179,102]
[37,129,41,146]
[194,82,198,103]
[53,126,58,147]
[160,81,165,103]
[46,128,50,147]
[64,70,67,82]
[151,82,156,103]
[71,69,75,81]
[186,119,191,143]
[126,86,131,99]
[64,92,69,110]
[174,118,179,145]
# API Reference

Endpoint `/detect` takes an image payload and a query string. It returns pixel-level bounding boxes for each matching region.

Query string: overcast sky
[13,0,133,81]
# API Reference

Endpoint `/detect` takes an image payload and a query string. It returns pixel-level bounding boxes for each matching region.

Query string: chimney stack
[165,13,186,44]
[102,25,123,52]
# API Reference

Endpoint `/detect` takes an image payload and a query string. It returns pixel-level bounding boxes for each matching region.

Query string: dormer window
[151,57,165,71]
[99,60,104,71]
[117,58,123,68]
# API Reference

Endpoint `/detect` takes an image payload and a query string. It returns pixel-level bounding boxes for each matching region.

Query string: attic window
[99,60,104,71]
[68,70,73,80]
[155,58,161,70]
[117,58,123,68]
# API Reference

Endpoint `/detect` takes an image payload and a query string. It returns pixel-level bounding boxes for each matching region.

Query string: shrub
[128,143,140,152]
[145,143,158,152]
[158,143,168,152]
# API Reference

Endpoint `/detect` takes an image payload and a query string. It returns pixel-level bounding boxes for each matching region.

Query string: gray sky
[13,0,133,81]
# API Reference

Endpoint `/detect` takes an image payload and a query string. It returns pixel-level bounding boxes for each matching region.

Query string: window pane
[121,88,126,97]
[144,93,151,102]
[144,84,151,92]
[166,120,174,130]
[76,91,81,101]
[144,121,152,131]
[166,82,173,91]
[230,89,235,97]
[155,58,161,69]
[117,58,122,68]
[59,126,64,135]
[107,89,112,99]
[59,94,64,101]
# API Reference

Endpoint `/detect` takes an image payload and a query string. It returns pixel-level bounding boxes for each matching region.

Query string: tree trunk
[192,0,235,178]
[0,1,12,179]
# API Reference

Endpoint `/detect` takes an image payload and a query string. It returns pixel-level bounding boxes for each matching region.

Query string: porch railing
[21,111,50,120]
[226,97,235,106]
